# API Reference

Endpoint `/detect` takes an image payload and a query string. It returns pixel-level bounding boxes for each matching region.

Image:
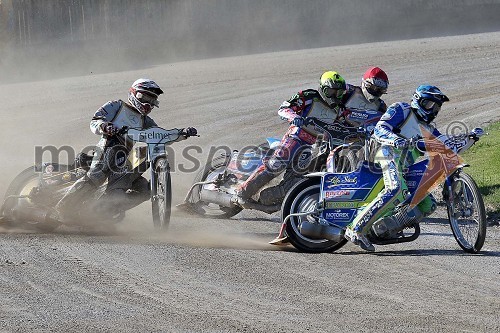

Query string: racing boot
[344,227,375,252]
[232,169,275,207]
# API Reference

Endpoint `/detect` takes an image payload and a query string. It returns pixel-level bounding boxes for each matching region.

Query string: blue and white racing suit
[350,102,476,234]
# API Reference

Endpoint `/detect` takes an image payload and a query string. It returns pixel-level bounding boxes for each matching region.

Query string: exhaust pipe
[199,189,281,214]
[299,220,344,242]
[11,205,60,224]
[200,189,235,208]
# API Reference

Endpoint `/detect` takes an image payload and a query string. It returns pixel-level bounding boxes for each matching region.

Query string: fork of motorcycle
[151,194,162,201]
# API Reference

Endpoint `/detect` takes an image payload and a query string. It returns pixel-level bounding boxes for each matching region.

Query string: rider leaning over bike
[234,67,390,205]
[345,85,484,251]
[55,78,197,221]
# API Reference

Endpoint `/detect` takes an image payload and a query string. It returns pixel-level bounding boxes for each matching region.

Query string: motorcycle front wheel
[152,158,172,230]
[283,177,347,253]
[445,172,486,253]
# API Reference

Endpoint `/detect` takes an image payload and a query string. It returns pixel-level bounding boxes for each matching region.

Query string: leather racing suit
[239,86,386,201]
[56,100,183,220]
[238,89,336,200]
[339,84,387,127]
[349,101,477,235]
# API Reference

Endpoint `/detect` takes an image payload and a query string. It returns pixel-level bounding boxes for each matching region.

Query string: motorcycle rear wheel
[446,172,486,253]
[283,177,347,253]
[2,165,63,232]
[152,158,172,230]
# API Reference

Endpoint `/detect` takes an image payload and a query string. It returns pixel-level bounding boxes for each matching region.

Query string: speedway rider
[55,78,198,221]
[344,85,484,251]
[235,68,389,205]
[340,66,389,127]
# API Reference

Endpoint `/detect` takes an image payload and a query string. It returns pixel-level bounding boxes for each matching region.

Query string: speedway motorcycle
[177,113,381,218]
[274,129,487,253]
[0,126,196,231]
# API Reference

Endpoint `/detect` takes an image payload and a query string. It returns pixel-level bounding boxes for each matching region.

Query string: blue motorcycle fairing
[225,137,280,178]
[266,137,281,149]
[320,162,383,224]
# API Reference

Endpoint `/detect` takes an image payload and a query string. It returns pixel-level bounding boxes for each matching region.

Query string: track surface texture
[1,32,500,332]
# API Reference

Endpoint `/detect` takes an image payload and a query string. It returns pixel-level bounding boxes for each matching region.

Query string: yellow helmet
[319,71,346,107]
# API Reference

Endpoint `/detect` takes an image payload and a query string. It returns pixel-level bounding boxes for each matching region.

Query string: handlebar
[118,126,129,135]
[117,126,199,138]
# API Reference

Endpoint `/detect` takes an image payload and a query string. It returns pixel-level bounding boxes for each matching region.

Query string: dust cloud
[0,1,499,236]
[1,0,500,84]
[0,208,283,252]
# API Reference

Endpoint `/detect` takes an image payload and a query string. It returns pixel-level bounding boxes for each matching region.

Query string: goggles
[136,90,159,107]
[364,81,387,97]
[323,87,345,99]
[419,98,441,113]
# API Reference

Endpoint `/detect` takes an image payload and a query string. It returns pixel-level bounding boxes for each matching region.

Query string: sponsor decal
[325,202,356,209]
[358,198,385,227]
[350,111,369,120]
[406,180,417,188]
[328,177,341,185]
[406,168,424,178]
[139,131,171,141]
[325,190,351,198]
[325,175,358,188]
[325,209,352,220]
[323,123,351,133]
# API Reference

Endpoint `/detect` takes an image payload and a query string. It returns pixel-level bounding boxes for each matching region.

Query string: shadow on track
[340,249,500,257]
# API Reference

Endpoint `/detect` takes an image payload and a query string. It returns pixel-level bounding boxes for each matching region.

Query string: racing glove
[470,127,485,141]
[100,122,119,136]
[393,137,409,149]
[181,127,198,137]
[291,117,311,128]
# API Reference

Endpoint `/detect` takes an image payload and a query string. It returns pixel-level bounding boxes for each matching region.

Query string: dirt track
[1,32,500,332]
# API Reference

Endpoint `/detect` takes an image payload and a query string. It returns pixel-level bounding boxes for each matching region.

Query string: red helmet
[361,67,389,103]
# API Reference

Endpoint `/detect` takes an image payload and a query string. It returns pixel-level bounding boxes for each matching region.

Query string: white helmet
[128,78,164,115]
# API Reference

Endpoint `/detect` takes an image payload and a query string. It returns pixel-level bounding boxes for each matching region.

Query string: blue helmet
[410,85,449,123]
